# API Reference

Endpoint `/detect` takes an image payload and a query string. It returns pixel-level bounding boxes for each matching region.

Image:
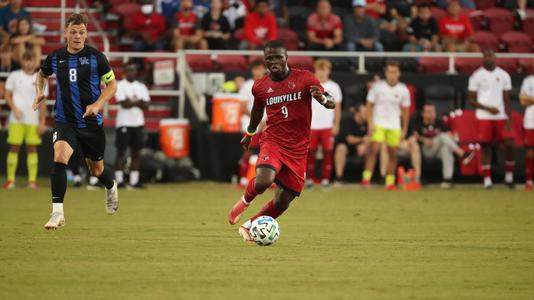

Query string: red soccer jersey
[176,11,198,36]
[438,15,474,41]
[306,13,342,39]
[131,12,167,41]
[243,12,278,46]
[252,68,324,155]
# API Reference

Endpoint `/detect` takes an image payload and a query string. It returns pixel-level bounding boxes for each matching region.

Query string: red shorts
[256,141,306,195]
[525,129,534,147]
[477,119,513,143]
[309,128,334,151]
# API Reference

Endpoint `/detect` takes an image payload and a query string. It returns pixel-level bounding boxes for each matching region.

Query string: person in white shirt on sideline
[519,58,534,191]
[114,61,150,188]
[237,59,266,187]
[468,50,514,189]
[88,62,150,189]
[3,51,48,189]
[362,61,411,190]
[306,58,342,189]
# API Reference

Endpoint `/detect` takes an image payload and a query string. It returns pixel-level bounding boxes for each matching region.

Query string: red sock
[526,157,534,181]
[250,200,284,221]
[244,177,262,203]
[481,165,491,178]
[505,160,515,173]
[307,150,317,181]
[322,150,333,181]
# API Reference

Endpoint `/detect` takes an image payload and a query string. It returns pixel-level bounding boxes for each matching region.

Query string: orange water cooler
[159,119,190,158]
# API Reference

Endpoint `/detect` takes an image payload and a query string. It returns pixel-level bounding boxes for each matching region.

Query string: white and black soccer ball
[249,216,280,246]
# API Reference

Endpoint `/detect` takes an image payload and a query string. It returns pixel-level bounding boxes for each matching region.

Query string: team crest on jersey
[288,82,296,89]
[267,87,274,93]
[79,57,89,65]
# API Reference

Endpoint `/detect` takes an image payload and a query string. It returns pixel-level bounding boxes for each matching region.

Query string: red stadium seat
[455,57,482,74]
[406,84,417,115]
[495,58,518,74]
[216,55,248,71]
[419,57,449,74]
[471,31,500,52]
[485,8,514,35]
[450,110,478,143]
[521,10,534,40]
[500,31,533,53]
[430,7,447,21]
[112,3,141,16]
[247,55,264,64]
[519,58,534,73]
[474,0,496,10]
[185,55,214,72]
[287,56,314,71]
[277,28,299,50]
[463,9,486,31]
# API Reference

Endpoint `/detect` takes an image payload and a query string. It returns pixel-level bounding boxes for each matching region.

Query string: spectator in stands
[438,0,479,53]
[173,0,208,50]
[333,103,369,184]
[200,0,231,49]
[0,0,30,41]
[7,17,44,71]
[435,0,475,9]
[344,0,383,52]
[411,103,474,188]
[517,0,527,20]
[365,0,386,20]
[157,0,181,26]
[404,5,439,52]
[306,0,343,51]
[306,59,343,189]
[130,1,167,52]
[468,50,514,189]
[240,0,277,50]
[222,0,247,30]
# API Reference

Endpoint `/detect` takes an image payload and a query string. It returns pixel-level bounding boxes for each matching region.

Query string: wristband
[320,95,328,105]
[246,128,256,136]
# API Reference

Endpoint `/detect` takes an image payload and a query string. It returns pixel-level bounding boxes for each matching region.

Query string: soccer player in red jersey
[228,40,336,242]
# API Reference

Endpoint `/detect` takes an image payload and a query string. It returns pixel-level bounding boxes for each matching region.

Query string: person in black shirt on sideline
[411,103,474,188]
[334,103,369,183]
[403,5,439,52]
[33,13,118,230]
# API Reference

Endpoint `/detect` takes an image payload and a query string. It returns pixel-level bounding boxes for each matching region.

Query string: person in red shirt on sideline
[240,0,278,50]
[306,0,343,51]
[438,0,479,52]
[130,1,167,52]
[172,0,208,50]
[365,0,386,20]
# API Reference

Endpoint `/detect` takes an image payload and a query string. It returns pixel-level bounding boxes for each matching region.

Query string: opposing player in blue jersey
[32,14,118,229]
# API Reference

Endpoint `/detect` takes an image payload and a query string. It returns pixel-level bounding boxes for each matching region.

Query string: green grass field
[1,182,533,299]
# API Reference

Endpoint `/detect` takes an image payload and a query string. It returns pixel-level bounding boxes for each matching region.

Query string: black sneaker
[505,181,515,190]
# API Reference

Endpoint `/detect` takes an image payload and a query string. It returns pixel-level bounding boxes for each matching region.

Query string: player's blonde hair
[66,13,89,28]
[314,59,332,71]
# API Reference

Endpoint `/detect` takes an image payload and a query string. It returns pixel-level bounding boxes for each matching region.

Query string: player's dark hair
[264,40,286,52]
[66,13,89,28]
[423,102,436,108]
[123,60,138,69]
[256,0,270,5]
[15,16,32,35]
[384,60,401,70]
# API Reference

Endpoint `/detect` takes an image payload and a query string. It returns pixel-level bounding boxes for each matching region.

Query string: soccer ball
[249,216,280,246]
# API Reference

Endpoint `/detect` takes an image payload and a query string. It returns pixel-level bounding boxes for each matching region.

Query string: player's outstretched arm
[32,70,49,111]
[241,105,264,150]
[310,86,335,109]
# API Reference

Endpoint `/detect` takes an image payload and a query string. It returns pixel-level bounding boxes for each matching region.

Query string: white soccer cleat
[106,180,119,215]
[44,212,65,230]
[238,220,253,242]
